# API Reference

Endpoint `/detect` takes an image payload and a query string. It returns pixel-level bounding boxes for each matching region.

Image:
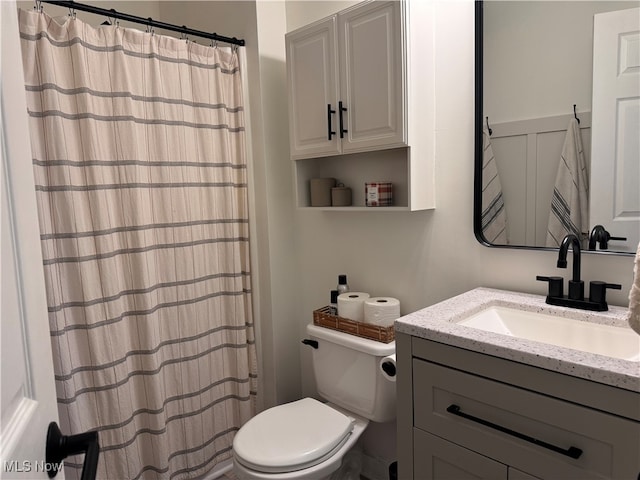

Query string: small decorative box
[365,182,393,207]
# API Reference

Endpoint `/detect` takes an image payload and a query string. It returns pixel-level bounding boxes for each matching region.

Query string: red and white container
[365,182,393,207]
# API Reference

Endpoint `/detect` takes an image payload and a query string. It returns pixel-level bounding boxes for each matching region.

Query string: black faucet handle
[589,281,622,306]
[609,236,627,242]
[536,276,564,298]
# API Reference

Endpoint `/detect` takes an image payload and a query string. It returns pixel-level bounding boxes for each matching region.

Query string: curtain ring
[34,0,43,12]
[146,17,154,35]
[102,17,119,27]
[180,28,188,42]
[68,7,76,19]
[110,9,119,28]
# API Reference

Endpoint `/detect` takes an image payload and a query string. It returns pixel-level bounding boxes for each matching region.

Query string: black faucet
[537,234,621,311]
[588,225,627,251]
[557,234,583,300]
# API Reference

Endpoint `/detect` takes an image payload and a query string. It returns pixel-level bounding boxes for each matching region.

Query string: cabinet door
[338,1,406,153]
[414,429,508,480]
[508,468,542,480]
[286,17,340,159]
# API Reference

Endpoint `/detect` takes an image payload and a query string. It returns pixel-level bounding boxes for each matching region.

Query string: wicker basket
[312,306,395,343]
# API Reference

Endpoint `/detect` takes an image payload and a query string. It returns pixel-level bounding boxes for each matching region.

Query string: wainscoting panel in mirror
[474,1,639,255]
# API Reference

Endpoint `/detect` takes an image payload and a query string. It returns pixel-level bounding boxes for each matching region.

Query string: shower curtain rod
[39,0,246,46]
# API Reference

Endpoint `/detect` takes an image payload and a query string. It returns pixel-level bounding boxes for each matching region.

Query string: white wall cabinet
[286,16,341,159]
[287,1,404,158]
[397,334,640,480]
[286,0,435,211]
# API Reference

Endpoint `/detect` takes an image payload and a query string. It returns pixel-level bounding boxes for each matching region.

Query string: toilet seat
[233,398,355,474]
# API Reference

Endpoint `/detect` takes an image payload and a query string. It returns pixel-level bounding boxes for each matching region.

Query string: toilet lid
[233,398,354,473]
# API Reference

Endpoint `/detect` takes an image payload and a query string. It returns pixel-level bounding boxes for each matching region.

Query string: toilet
[232,323,396,479]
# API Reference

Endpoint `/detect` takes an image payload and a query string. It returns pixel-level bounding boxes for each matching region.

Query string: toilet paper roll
[364,297,401,327]
[337,292,370,322]
[380,354,396,382]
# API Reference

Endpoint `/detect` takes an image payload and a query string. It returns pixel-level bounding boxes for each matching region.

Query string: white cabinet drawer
[413,359,640,479]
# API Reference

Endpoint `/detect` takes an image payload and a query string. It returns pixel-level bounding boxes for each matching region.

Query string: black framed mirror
[474,0,639,257]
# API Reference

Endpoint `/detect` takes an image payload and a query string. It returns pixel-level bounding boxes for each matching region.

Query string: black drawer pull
[446,404,583,460]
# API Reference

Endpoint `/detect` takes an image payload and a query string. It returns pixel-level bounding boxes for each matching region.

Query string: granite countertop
[395,287,640,392]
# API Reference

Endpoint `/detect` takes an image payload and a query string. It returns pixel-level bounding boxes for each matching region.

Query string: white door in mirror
[590,7,640,253]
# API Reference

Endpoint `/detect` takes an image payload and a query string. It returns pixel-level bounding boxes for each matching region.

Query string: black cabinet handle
[446,404,582,460]
[327,104,336,140]
[338,101,348,138]
[46,422,100,480]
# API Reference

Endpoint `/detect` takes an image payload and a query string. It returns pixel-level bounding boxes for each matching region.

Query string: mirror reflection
[476,1,640,255]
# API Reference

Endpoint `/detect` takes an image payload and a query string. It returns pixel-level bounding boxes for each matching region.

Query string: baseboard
[361,453,393,480]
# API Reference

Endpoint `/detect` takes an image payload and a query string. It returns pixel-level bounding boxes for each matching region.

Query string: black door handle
[46,422,100,480]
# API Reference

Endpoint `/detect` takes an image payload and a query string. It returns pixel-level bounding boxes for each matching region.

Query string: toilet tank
[306,324,396,423]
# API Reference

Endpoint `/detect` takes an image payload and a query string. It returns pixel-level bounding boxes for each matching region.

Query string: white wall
[286,0,360,30]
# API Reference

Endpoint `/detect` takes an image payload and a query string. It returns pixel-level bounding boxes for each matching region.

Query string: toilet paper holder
[381,359,396,377]
[379,354,397,382]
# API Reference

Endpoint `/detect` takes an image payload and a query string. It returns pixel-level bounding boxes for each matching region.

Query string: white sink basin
[458,306,640,361]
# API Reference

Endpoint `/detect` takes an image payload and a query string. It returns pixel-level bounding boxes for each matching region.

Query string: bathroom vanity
[396,288,640,479]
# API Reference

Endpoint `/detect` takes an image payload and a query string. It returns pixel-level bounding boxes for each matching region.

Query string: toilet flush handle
[301,339,319,349]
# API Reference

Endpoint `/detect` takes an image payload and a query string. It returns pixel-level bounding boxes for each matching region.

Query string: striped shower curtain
[19,9,257,480]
